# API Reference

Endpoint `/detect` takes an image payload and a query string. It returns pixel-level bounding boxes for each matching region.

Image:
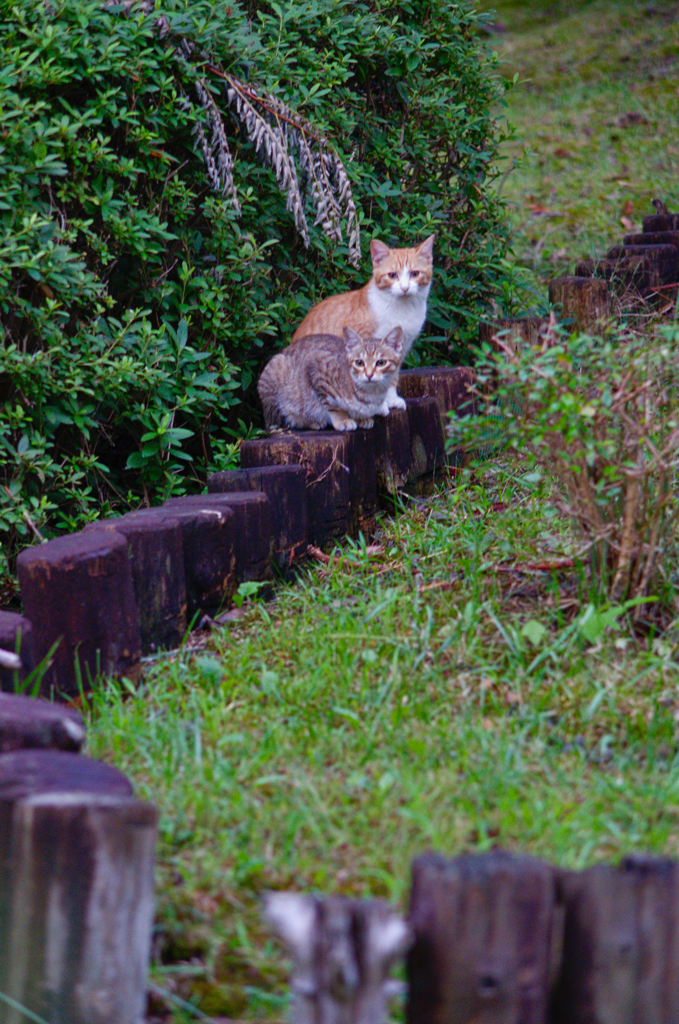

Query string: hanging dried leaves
[107,0,361,265]
[194,67,361,266]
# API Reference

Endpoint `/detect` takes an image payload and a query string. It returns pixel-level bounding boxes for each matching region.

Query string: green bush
[0,0,511,583]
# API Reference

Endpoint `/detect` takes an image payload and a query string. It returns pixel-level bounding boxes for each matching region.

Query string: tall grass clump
[0,0,512,587]
[452,319,679,625]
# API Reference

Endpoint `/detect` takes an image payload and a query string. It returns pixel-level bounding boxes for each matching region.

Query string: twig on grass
[307,544,384,568]
[494,557,577,574]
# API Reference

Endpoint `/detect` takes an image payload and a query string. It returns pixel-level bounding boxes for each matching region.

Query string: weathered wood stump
[624,230,679,251]
[372,408,411,499]
[479,316,551,355]
[16,532,141,698]
[405,398,447,496]
[0,749,156,1024]
[159,505,237,619]
[575,254,662,297]
[241,433,352,550]
[0,610,33,693]
[0,748,133,798]
[265,891,410,1024]
[84,509,188,655]
[207,465,309,573]
[398,367,477,469]
[642,213,679,234]
[551,855,679,1023]
[164,492,273,587]
[406,850,558,1024]
[605,244,678,287]
[548,276,613,332]
[0,692,85,753]
[398,367,478,421]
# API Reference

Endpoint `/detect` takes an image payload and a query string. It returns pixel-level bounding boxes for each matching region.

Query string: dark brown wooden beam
[406,850,558,1024]
[17,532,141,698]
[241,433,352,550]
[84,509,188,655]
[207,465,309,574]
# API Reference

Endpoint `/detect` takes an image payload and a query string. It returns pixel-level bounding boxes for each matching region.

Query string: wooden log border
[2,209,677,1018]
[552,204,679,314]
[2,695,678,1024]
[4,371,476,699]
[0,695,157,1024]
[267,847,679,1024]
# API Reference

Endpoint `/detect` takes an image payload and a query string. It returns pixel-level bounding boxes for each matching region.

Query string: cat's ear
[385,326,404,355]
[370,238,391,268]
[416,235,435,260]
[343,326,362,346]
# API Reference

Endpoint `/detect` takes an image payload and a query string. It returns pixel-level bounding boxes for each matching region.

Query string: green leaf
[176,318,188,351]
[520,619,548,647]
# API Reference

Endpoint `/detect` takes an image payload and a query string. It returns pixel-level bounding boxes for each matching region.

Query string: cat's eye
[376,359,387,367]
[355,359,364,367]
[388,272,398,279]
[411,270,420,277]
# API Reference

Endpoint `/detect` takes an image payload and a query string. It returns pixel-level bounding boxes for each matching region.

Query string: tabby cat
[291,234,433,409]
[258,326,404,432]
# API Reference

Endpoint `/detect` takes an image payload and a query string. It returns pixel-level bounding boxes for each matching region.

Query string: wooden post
[0,749,156,1024]
[398,368,477,469]
[551,856,679,1023]
[548,277,613,333]
[241,433,352,550]
[605,244,678,287]
[479,316,551,355]
[164,492,273,587]
[343,429,379,539]
[372,408,411,498]
[398,367,478,421]
[405,398,447,496]
[160,505,237,619]
[574,256,653,297]
[84,509,188,655]
[0,748,133,797]
[406,850,558,1024]
[207,465,309,573]
[0,611,33,693]
[623,230,679,250]
[265,891,410,1024]
[0,693,85,753]
[16,532,141,698]
[642,213,679,233]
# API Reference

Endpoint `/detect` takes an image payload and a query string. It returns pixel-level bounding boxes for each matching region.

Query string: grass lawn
[85,2,679,1020]
[483,0,679,301]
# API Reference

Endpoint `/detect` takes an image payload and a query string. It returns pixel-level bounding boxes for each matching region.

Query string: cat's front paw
[384,385,406,411]
[356,417,374,429]
[329,410,358,431]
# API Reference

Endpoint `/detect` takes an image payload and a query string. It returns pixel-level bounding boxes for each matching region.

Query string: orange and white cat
[291,234,434,409]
